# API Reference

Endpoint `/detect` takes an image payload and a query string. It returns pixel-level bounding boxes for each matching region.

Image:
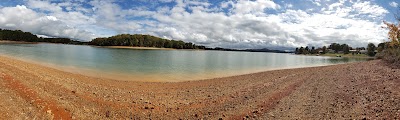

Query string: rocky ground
[0,56,399,119]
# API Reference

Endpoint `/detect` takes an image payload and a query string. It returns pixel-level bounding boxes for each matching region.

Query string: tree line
[0,29,86,44]
[89,34,206,49]
[0,29,41,42]
[0,29,205,49]
[295,43,378,56]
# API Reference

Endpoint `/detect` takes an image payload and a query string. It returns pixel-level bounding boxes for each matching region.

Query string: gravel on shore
[0,56,399,119]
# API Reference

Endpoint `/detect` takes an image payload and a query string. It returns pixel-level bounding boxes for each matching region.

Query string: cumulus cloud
[390,1,398,7]
[0,0,391,49]
[351,1,389,19]
[230,0,281,14]
[27,0,62,12]
[309,0,322,6]
[0,5,95,40]
[147,0,388,49]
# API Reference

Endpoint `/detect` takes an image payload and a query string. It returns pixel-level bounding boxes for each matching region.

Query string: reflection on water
[0,43,369,82]
[325,57,373,64]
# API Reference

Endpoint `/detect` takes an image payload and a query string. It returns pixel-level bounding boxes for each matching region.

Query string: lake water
[0,43,368,82]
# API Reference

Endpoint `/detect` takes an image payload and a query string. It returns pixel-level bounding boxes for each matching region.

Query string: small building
[350,50,359,54]
[360,50,368,54]
[327,49,335,53]
[349,50,357,52]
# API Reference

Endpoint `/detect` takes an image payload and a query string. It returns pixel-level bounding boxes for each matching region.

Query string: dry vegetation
[380,20,400,67]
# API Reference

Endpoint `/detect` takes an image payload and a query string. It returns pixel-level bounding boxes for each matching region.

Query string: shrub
[379,48,400,68]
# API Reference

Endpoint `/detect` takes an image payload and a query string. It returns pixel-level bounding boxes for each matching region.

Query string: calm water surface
[0,43,368,82]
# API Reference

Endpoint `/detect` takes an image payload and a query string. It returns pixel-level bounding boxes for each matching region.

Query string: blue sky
[0,0,398,49]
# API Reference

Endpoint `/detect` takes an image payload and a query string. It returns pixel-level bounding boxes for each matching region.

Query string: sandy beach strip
[0,55,399,119]
[101,46,204,51]
[100,46,176,50]
[0,40,38,44]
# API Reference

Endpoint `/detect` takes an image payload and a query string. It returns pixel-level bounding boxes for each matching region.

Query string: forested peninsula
[90,34,206,49]
[0,29,84,44]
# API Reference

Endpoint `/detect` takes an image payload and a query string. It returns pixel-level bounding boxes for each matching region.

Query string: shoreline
[302,53,375,59]
[99,46,206,51]
[100,46,176,50]
[0,54,363,82]
[0,55,398,119]
[0,40,39,44]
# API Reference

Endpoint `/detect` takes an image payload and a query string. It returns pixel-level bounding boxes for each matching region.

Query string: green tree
[342,44,350,54]
[311,46,316,54]
[329,43,342,53]
[299,47,305,54]
[367,43,376,56]
[305,46,310,54]
[322,46,327,54]
[377,42,386,52]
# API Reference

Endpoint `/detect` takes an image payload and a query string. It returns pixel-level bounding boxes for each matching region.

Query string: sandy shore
[0,56,399,119]
[0,40,38,44]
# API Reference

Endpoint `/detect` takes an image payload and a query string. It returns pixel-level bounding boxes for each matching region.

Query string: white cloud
[352,1,388,19]
[146,0,388,49]
[159,0,174,3]
[285,3,293,8]
[390,1,398,7]
[231,0,280,14]
[0,5,95,40]
[309,0,322,6]
[27,0,62,13]
[0,0,391,49]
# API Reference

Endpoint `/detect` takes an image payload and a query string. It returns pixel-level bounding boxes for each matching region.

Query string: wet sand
[0,55,399,119]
